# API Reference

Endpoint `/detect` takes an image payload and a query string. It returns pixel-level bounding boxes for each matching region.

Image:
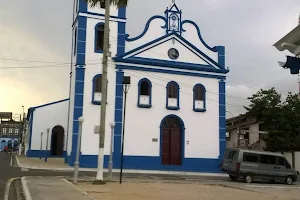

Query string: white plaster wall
[122,70,220,159]
[85,18,119,62]
[30,101,69,151]
[125,18,219,64]
[80,60,116,155]
[181,23,218,62]
[125,18,167,52]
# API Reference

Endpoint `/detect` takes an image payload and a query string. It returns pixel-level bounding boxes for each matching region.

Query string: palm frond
[85,0,128,8]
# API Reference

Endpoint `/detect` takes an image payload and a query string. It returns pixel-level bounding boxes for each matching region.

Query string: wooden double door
[161,117,182,165]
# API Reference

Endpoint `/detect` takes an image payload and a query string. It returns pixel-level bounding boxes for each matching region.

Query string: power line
[106,63,245,108]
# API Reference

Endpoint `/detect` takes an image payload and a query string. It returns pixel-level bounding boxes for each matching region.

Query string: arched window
[193,84,206,112]
[138,78,152,108]
[166,81,180,110]
[95,23,105,53]
[92,74,102,105]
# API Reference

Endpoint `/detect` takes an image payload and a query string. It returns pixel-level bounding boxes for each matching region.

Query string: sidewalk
[22,177,90,200]
[16,155,228,177]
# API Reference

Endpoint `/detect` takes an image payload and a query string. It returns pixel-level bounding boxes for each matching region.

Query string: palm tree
[86,0,128,184]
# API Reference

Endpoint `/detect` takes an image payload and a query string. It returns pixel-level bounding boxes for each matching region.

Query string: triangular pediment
[115,32,226,72]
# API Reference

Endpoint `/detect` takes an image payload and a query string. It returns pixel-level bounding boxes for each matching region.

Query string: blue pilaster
[219,79,226,165]
[218,46,225,69]
[113,69,124,168]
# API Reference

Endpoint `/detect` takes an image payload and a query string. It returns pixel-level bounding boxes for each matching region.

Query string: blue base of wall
[26,150,66,158]
[67,154,221,173]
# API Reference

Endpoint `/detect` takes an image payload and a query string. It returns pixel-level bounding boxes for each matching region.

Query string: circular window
[168,48,179,60]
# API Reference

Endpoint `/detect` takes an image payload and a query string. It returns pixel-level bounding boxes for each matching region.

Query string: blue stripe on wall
[219,79,226,164]
[113,69,124,168]
[69,6,87,166]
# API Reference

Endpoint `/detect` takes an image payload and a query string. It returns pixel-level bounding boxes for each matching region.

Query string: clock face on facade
[168,48,179,60]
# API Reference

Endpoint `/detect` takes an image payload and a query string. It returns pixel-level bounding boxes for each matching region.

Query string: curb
[15,155,20,167]
[17,166,228,177]
[21,177,32,200]
[4,177,20,200]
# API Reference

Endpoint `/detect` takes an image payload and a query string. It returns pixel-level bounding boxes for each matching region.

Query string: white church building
[26,1,229,173]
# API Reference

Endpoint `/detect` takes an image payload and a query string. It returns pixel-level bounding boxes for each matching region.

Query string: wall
[29,101,69,154]
[122,70,220,159]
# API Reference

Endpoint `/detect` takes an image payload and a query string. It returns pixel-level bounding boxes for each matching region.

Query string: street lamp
[73,116,84,184]
[120,76,131,184]
[108,121,115,181]
[45,128,50,162]
[226,110,234,119]
[40,131,43,159]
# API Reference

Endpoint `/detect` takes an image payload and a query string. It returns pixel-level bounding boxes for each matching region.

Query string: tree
[86,0,128,184]
[245,88,300,167]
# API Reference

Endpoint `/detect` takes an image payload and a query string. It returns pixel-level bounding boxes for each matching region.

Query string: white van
[220,148,298,184]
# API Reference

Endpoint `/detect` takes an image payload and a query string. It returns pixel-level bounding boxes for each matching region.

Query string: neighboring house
[226,115,267,150]
[0,118,21,151]
[26,2,229,173]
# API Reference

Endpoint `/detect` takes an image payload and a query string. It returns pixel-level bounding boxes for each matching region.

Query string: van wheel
[244,174,253,183]
[229,175,237,181]
[285,176,293,185]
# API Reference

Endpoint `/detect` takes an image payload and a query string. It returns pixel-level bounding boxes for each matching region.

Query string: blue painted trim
[118,7,127,19]
[74,28,77,56]
[137,78,152,109]
[116,65,226,80]
[116,32,228,72]
[125,15,167,42]
[219,79,226,163]
[85,11,126,20]
[166,81,180,110]
[27,111,34,155]
[193,84,206,112]
[69,154,221,173]
[92,74,102,105]
[27,150,66,158]
[117,21,126,56]
[160,114,185,165]
[113,69,124,169]
[94,22,104,53]
[181,20,218,52]
[78,0,87,13]
[169,3,181,12]
[114,57,228,74]
[29,99,70,110]
[69,12,87,166]
[165,3,182,35]
[218,46,225,69]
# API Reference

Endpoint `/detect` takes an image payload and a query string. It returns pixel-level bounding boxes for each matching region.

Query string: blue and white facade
[66,1,229,172]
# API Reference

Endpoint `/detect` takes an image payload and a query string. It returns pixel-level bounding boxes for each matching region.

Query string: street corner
[4,177,26,200]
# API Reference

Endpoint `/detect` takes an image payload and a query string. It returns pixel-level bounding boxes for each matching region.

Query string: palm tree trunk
[95,0,110,182]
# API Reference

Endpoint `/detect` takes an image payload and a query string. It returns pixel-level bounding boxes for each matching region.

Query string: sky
[0,0,300,117]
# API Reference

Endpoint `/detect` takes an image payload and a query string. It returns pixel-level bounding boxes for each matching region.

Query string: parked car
[220,148,298,184]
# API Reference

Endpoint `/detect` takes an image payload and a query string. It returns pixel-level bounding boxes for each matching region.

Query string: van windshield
[225,149,238,160]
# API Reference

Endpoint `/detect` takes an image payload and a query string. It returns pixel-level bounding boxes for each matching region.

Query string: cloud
[1,0,300,116]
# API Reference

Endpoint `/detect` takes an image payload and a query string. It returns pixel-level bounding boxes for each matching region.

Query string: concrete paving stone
[25,177,89,200]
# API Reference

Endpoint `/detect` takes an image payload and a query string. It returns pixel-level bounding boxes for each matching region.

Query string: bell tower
[66,0,127,166]
[165,2,182,35]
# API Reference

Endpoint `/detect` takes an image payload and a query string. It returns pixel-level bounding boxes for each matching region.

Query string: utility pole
[95,0,110,183]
